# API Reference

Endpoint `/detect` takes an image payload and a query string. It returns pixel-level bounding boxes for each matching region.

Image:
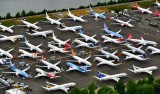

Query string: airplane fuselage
[72,56,92,66]
[0,49,13,59]
[94,57,120,66]
[21,20,40,30]
[0,25,13,33]
[0,35,24,43]
[99,50,119,60]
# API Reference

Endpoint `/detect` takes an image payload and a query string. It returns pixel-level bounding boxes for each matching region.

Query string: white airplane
[94,57,121,66]
[37,56,61,72]
[128,65,158,75]
[48,44,70,53]
[18,49,41,58]
[110,17,134,27]
[34,68,61,79]
[102,35,123,44]
[0,48,13,59]
[155,0,160,7]
[73,39,94,48]
[133,2,153,14]
[0,23,14,33]
[0,34,24,43]
[146,46,160,55]
[77,32,99,44]
[67,9,87,22]
[44,12,63,25]
[122,51,148,61]
[18,19,41,30]
[49,32,70,47]
[20,37,43,53]
[57,25,83,33]
[66,49,92,66]
[26,30,53,38]
[122,43,145,55]
[42,81,76,93]
[127,33,157,46]
[93,71,127,82]
[0,58,8,65]
[95,47,120,61]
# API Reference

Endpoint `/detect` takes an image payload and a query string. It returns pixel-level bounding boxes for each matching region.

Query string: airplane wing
[97,61,107,66]
[54,61,61,66]
[9,25,14,29]
[66,67,77,72]
[144,70,152,75]
[7,48,14,53]
[76,44,84,48]
[138,45,143,49]
[116,29,121,34]
[60,87,69,93]
[2,72,16,74]
[125,56,133,60]
[92,34,96,38]
[46,81,58,86]
[101,12,105,15]
[65,39,70,43]
[127,19,132,23]
[34,22,39,25]
[0,34,7,37]
[85,55,90,60]
[112,77,120,82]
[22,66,30,72]
[36,43,43,48]
[112,50,118,55]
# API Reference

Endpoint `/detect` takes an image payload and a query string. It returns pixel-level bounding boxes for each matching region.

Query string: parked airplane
[26,30,53,38]
[110,17,134,28]
[122,51,148,61]
[18,19,41,30]
[42,81,76,93]
[154,0,160,7]
[128,65,158,75]
[93,71,127,82]
[153,8,160,18]
[20,37,43,53]
[0,34,24,43]
[89,6,106,20]
[102,23,123,38]
[37,55,61,72]
[77,32,99,44]
[57,25,83,33]
[18,49,41,58]
[67,9,87,22]
[122,43,145,55]
[66,49,92,66]
[94,57,121,66]
[134,2,152,14]
[48,44,70,53]
[34,68,61,79]
[0,23,14,33]
[45,12,63,25]
[73,39,94,48]
[2,60,30,78]
[102,35,123,44]
[146,46,160,55]
[0,48,13,59]
[66,62,91,72]
[49,32,70,47]
[127,33,157,46]
[95,45,120,61]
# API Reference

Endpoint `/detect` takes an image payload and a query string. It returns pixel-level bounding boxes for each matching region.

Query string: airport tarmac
[0,8,160,94]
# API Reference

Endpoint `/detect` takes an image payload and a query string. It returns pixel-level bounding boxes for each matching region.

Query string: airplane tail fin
[71,49,75,56]
[33,51,38,58]
[41,55,45,60]
[68,9,71,14]
[52,32,56,38]
[154,8,159,14]
[156,0,159,3]
[128,69,135,73]
[89,5,94,14]
[9,60,14,66]
[103,23,108,30]
[22,36,28,43]
[128,33,133,39]
[46,12,49,18]
[97,71,104,78]
[117,37,121,42]
[134,2,139,8]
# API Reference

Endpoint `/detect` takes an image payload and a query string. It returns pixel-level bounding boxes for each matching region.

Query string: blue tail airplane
[102,23,123,39]
[89,6,106,20]
[66,62,91,72]
[2,60,31,78]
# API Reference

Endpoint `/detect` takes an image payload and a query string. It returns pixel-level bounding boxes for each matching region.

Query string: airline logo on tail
[98,71,105,78]
[134,2,139,9]
[71,49,75,56]
[128,33,133,39]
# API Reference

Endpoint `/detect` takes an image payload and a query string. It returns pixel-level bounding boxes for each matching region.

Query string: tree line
[69,75,160,94]
[0,0,141,20]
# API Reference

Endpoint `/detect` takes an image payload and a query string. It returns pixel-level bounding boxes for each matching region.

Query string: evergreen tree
[6,12,11,19]
[69,87,81,94]
[137,84,155,94]
[88,82,96,94]
[148,75,154,84]
[15,12,20,18]
[81,88,89,94]
[125,80,137,94]
[21,10,26,17]
[114,81,125,94]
